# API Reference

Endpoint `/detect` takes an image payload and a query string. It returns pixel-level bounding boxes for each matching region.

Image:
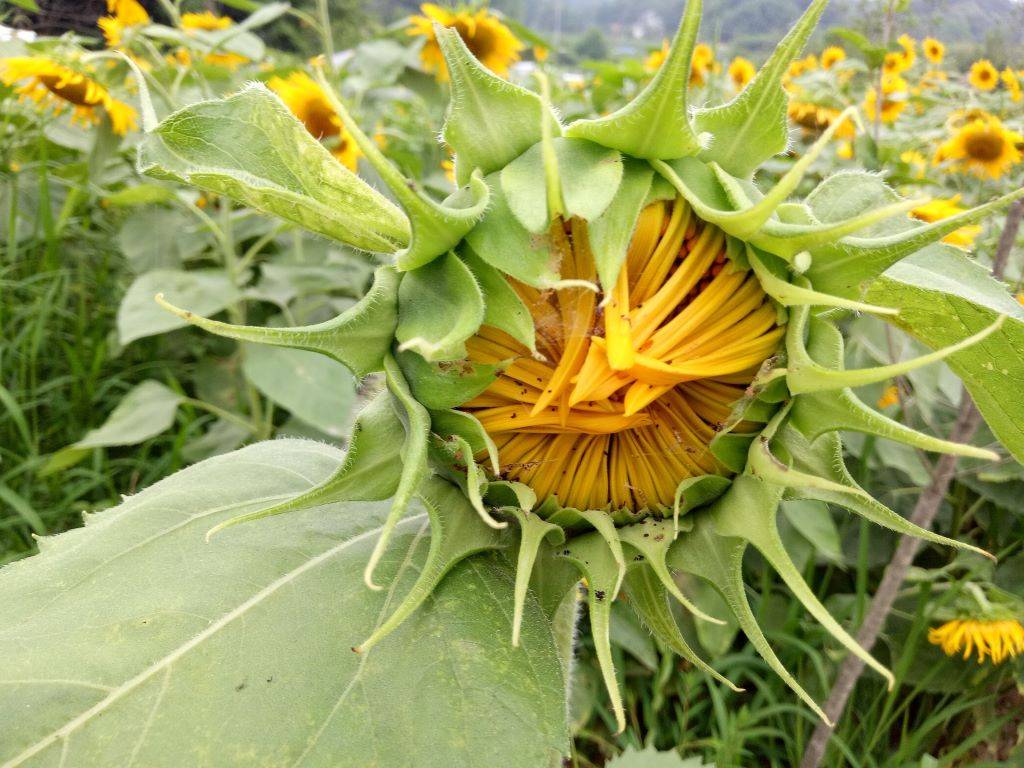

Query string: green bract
[3,0,1024,763]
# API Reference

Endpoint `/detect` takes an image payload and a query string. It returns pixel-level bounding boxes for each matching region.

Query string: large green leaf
[139,85,410,253]
[0,441,569,767]
[867,247,1024,463]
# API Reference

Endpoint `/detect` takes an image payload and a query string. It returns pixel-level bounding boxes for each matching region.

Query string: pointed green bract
[462,246,537,350]
[156,265,398,377]
[437,24,561,186]
[464,174,560,287]
[397,349,499,410]
[619,518,725,625]
[622,566,743,691]
[710,475,894,688]
[508,508,565,647]
[139,84,410,252]
[694,0,828,178]
[565,0,703,159]
[669,516,831,724]
[778,425,993,560]
[428,408,499,474]
[396,252,485,361]
[204,391,403,540]
[868,247,1024,464]
[362,355,433,590]
[589,159,655,291]
[558,531,628,733]
[356,476,505,653]
[315,69,490,270]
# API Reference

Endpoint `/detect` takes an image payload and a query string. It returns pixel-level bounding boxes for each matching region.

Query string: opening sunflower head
[461,200,782,513]
[0,56,138,135]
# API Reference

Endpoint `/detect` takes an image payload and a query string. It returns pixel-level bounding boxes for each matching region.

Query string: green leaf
[241,344,356,438]
[118,269,240,345]
[565,0,703,159]
[0,441,569,766]
[780,500,843,565]
[693,0,827,178]
[866,247,1024,464]
[42,380,184,476]
[117,209,213,273]
[157,265,400,378]
[139,84,410,253]
[396,252,485,362]
[436,25,561,186]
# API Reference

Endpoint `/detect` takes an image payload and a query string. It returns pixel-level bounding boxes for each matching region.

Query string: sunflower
[407,3,523,81]
[461,199,783,510]
[689,42,718,86]
[788,101,856,139]
[97,0,149,48]
[0,56,138,134]
[727,56,755,91]
[968,59,999,91]
[938,116,1023,180]
[929,619,1024,665]
[836,140,853,159]
[177,11,249,70]
[863,73,908,124]
[820,45,846,69]
[912,196,983,249]
[180,11,233,31]
[267,71,361,171]
[923,37,944,65]
[897,33,916,67]
[883,50,912,75]
[1002,68,1022,103]
[644,40,669,73]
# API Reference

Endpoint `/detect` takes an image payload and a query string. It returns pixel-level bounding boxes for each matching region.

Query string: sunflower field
[1,0,1023,765]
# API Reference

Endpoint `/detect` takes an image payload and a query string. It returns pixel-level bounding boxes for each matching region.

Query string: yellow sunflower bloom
[1002,68,1022,103]
[897,33,916,66]
[863,73,908,124]
[727,56,755,91]
[689,42,717,86]
[968,59,999,91]
[407,3,523,81]
[923,37,944,65]
[98,0,150,48]
[821,45,846,70]
[267,71,361,171]
[180,11,233,32]
[788,101,856,140]
[929,619,1024,665]
[911,196,983,249]
[0,56,137,134]
[644,40,669,73]
[883,50,912,75]
[938,115,1023,180]
[836,140,853,159]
